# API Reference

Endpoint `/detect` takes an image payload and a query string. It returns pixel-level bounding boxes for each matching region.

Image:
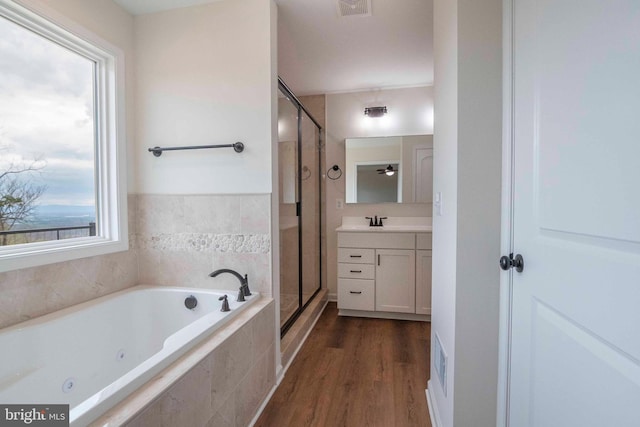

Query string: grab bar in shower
[148,142,244,157]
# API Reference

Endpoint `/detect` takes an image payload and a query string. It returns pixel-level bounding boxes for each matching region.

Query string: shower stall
[277,78,322,336]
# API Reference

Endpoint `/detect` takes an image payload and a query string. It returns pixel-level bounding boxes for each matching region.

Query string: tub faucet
[209,269,251,302]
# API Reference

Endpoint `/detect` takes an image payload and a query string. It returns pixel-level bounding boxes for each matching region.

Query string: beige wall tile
[252,300,276,359]
[210,326,253,413]
[183,196,243,235]
[136,194,185,235]
[156,359,213,426]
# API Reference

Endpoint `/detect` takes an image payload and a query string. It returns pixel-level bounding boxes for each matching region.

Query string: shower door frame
[278,77,323,337]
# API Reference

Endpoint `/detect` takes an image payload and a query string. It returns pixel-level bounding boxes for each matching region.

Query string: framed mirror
[345,135,433,204]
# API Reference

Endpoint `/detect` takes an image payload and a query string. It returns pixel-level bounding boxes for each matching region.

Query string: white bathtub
[0,285,259,426]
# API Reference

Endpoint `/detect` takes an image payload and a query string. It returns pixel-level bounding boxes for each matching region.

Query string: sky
[0,15,96,207]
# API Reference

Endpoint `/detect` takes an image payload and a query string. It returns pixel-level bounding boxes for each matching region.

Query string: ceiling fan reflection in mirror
[377,165,397,176]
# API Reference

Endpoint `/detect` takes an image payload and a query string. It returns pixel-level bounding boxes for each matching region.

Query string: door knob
[500,253,524,273]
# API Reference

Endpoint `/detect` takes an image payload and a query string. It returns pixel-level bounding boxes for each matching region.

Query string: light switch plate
[435,192,443,216]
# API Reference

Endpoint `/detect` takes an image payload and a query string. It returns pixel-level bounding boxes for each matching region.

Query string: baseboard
[249,382,279,427]
[339,308,430,322]
[426,382,442,427]
[275,364,284,385]
[328,292,337,302]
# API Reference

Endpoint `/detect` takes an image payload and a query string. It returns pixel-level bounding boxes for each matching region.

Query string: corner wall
[430,0,502,426]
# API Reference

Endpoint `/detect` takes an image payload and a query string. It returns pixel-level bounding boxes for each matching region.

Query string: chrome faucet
[209,269,251,302]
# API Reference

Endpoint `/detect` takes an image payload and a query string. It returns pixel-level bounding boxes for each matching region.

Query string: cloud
[0,15,96,206]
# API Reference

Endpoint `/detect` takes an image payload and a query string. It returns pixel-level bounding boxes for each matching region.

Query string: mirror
[345,135,433,204]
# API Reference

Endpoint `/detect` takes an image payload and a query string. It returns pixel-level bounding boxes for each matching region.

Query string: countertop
[336,216,432,233]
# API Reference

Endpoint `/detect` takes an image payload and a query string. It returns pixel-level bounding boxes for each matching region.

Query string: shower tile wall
[0,195,139,330]
[136,194,272,296]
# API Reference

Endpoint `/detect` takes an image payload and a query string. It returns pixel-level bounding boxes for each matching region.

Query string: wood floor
[256,303,431,427]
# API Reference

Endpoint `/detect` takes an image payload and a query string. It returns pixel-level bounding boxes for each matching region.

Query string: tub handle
[219,295,230,312]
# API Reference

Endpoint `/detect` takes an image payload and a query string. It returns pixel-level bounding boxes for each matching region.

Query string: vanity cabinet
[375,249,416,313]
[337,231,432,319]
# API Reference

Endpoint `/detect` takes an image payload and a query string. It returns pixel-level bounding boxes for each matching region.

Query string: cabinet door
[415,250,432,315]
[375,249,416,313]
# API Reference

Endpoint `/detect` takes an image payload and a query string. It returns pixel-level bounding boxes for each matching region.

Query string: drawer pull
[349,291,362,295]
[349,255,362,258]
[350,270,362,273]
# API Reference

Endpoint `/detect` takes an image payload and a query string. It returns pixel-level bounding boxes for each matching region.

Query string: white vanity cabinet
[337,230,432,320]
[375,249,416,313]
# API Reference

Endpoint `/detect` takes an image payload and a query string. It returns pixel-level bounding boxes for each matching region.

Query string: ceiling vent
[337,0,372,18]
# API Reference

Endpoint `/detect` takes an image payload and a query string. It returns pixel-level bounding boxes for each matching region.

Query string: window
[0,1,127,272]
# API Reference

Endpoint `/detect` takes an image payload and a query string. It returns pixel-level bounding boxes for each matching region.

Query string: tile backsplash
[136,194,271,295]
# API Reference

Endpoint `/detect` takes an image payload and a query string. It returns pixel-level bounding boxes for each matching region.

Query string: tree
[0,158,46,245]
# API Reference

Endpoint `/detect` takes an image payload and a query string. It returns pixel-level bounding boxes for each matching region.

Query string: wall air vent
[434,332,448,396]
[337,0,372,17]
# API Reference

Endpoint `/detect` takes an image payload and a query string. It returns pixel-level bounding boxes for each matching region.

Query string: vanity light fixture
[364,106,388,117]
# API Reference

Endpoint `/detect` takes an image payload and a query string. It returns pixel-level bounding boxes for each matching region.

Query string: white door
[507,1,640,426]
[414,146,433,203]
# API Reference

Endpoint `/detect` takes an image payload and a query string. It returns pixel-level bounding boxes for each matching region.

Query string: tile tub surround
[136,194,272,296]
[0,193,272,329]
[0,195,139,330]
[92,298,276,427]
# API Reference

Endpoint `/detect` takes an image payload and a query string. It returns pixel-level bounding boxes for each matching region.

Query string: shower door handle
[296,201,301,217]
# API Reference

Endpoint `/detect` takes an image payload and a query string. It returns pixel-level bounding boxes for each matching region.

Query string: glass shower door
[300,110,320,307]
[278,78,322,335]
[277,92,300,329]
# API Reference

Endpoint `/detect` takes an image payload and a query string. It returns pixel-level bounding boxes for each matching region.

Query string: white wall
[430,1,458,424]
[134,0,274,195]
[429,0,502,426]
[325,86,433,298]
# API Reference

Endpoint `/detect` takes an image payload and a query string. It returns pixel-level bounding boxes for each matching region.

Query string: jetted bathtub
[0,285,259,426]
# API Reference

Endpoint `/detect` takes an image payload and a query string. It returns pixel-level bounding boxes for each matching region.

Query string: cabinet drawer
[337,248,375,264]
[338,263,375,279]
[338,279,375,311]
[416,233,432,250]
[338,232,415,249]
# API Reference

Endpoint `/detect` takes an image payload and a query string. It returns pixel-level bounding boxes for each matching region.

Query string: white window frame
[0,0,128,273]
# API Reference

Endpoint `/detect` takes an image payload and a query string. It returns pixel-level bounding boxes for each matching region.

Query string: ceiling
[113,0,433,95]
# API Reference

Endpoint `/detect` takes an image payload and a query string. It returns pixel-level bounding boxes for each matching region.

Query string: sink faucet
[209,269,252,302]
[365,216,387,227]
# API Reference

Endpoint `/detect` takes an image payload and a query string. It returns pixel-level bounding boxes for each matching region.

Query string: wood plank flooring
[256,303,431,427]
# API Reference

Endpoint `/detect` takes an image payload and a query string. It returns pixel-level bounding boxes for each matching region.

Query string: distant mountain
[13,205,96,230]
[33,205,96,215]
